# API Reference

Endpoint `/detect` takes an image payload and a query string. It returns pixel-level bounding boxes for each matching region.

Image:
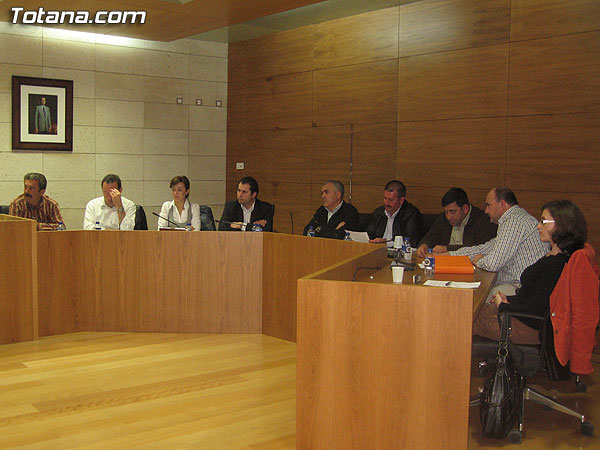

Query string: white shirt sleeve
[119,198,136,231]
[83,199,97,230]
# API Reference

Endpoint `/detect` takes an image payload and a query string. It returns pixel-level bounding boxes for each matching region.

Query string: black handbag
[479,312,519,438]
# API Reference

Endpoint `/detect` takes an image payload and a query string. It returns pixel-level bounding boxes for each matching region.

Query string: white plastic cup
[393,235,403,249]
[391,266,404,283]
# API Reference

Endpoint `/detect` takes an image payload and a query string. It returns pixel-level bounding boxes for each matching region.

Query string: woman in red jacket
[473,200,587,344]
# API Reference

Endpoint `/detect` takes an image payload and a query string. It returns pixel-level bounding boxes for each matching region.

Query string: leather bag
[479,313,519,438]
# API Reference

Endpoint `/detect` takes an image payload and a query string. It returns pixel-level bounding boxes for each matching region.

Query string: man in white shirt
[83,174,136,230]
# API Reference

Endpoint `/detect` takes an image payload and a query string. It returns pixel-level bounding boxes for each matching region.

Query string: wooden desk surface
[355,256,497,313]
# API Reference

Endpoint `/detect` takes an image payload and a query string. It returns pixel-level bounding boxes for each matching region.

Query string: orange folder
[433,255,474,274]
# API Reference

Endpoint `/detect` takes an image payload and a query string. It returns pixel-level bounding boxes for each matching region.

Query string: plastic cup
[392,266,404,283]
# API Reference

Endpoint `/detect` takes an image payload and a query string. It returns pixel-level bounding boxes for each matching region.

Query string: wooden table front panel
[297,279,474,449]
[37,231,263,336]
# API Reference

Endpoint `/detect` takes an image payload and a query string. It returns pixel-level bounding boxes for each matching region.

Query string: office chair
[199,205,216,231]
[472,244,599,444]
[0,205,9,215]
[357,213,372,232]
[134,205,148,230]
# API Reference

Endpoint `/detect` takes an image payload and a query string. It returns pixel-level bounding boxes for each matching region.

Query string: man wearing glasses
[449,187,549,301]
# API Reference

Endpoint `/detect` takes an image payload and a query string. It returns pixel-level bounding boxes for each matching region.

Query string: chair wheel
[477,361,488,377]
[581,421,594,436]
[576,381,587,393]
[508,429,522,444]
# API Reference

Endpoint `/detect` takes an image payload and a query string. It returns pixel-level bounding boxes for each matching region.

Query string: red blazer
[549,244,600,374]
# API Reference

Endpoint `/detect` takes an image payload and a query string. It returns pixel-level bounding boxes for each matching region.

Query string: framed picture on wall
[12,76,73,151]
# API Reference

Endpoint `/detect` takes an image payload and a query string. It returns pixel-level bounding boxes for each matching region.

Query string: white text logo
[11,7,146,25]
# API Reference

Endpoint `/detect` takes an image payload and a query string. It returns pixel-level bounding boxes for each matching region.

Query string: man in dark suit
[416,187,498,257]
[366,180,424,247]
[303,180,359,239]
[218,176,274,231]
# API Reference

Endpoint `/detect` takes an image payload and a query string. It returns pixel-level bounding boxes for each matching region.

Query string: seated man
[218,176,273,231]
[416,187,498,257]
[83,174,136,230]
[451,187,549,300]
[366,180,423,247]
[9,172,63,230]
[304,180,359,239]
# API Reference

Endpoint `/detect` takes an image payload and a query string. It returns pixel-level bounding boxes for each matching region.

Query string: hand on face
[110,189,123,209]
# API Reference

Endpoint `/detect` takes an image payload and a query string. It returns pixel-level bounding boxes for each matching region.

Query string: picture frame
[12,76,73,151]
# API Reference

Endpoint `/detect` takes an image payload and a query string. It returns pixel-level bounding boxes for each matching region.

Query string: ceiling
[0,0,416,43]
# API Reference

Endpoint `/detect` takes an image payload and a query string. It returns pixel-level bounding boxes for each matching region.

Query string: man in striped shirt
[450,187,549,301]
[9,173,63,230]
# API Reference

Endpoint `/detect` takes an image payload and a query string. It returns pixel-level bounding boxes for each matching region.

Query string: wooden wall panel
[409,187,491,215]
[311,125,351,184]
[225,130,248,183]
[348,184,385,215]
[313,59,398,127]
[399,0,510,57]
[0,218,37,344]
[511,0,600,42]
[517,191,600,254]
[259,182,312,235]
[228,40,248,84]
[509,32,600,115]
[352,123,397,185]
[507,113,600,193]
[397,118,507,189]
[398,44,508,121]
[245,25,314,80]
[246,72,312,130]
[226,81,247,131]
[247,128,311,183]
[227,0,600,250]
[313,7,399,70]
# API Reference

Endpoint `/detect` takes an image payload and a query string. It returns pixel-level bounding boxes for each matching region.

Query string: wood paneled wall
[227,0,600,249]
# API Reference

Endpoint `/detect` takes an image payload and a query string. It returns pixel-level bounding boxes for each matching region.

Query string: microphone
[152,211,180,228]
[290,212,294,235]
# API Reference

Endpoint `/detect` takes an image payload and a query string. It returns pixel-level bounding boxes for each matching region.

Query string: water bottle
[403,237,412,261]
[306,226,315,237]
[185,222,193,231]
[56,221,65,231]
[94,221,102,230]
[251,223,263,232]
[343,231,352,241]
[424,254,435,278]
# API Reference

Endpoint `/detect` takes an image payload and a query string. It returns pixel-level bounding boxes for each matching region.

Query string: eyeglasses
[540,219,555,225]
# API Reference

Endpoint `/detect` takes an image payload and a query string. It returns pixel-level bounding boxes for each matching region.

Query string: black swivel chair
[472,246,599,443]
[199,205,216,231]
[0,205,9,215]
[357,213,372,233]
[134,205,148,230]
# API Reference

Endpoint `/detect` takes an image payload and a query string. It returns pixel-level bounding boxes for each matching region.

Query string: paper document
[423,280,481,289]
[348,231,370,243]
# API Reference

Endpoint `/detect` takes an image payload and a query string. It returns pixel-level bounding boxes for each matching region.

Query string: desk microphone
[290,212,294,235]
[152,211,180,228]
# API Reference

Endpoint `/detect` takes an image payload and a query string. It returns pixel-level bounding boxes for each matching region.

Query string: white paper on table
[423,280,481,289]
[348,231,370,243]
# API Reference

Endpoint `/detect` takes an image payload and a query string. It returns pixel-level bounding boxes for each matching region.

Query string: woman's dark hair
[541,200,587,255]
[170,175,190,198]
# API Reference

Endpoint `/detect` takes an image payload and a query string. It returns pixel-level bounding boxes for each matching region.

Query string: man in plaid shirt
[9,173,63,230]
